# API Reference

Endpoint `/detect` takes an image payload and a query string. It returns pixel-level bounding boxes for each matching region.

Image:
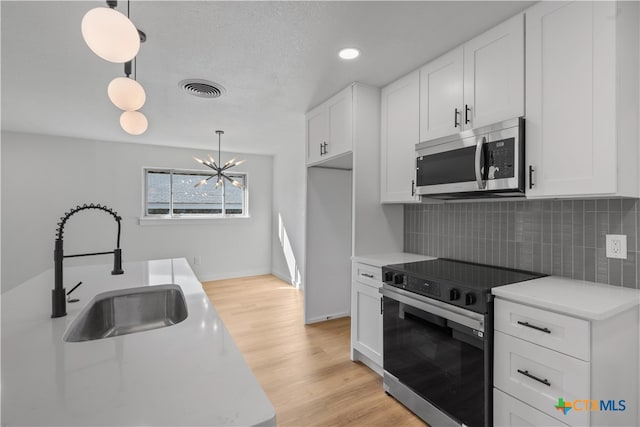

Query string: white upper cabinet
[419,15,524,143]
[419,47,464,142]
[525,1,638,198]
[306,104,326,165]
[463,14,524,129]
[381,70,420,203]
[305,85,353,166]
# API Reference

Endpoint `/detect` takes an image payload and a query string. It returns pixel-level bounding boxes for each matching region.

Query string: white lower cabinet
[494,388,569,427]
[494,331,590,426]
[350,262,383,375]
[493,297,639,427]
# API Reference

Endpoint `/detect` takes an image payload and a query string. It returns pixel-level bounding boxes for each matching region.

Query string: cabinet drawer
[494,331,589,426]
[494,388,569,427]
[353,263,382,288]
[495,298,590,361]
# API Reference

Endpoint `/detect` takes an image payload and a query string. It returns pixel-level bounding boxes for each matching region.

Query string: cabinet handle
[465,104,471,124]
[361,273,374,278]
[323,142,328,155]
[517,321,551,334]
[517,369,551,387]
[454,108,460,128]
[411,180,415,197]
[380,298,384,315]
[528,166,535,189]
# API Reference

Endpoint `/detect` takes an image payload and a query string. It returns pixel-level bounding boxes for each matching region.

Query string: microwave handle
[475,136,487,189]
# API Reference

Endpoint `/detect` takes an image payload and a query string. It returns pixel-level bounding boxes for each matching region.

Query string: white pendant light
[108,76,146,111]
[120,110,148,135]
[81,7,140,63]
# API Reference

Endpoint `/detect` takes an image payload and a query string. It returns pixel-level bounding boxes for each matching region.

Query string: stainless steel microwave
[415,117,525,199]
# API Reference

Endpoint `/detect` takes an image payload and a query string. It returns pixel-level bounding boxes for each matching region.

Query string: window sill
[139,215,251,226]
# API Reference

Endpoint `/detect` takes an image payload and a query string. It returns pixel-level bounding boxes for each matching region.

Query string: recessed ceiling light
[338,48,360,60]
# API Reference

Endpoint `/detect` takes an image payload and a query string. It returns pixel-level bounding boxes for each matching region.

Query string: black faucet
[52,203,124,318]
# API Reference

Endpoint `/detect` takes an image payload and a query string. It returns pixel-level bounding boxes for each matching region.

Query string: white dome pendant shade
[108,77,146,111]
[120,110,148,135]
[81,7,140,63]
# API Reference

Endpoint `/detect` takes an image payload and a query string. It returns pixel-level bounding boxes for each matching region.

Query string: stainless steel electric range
[381,258,545,427]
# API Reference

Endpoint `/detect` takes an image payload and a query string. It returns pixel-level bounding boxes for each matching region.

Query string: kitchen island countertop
[2,258,275,426]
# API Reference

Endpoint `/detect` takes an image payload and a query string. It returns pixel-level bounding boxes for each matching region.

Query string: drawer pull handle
[517,321,551,334]
[517,369,551,387]
[361,273,375,278]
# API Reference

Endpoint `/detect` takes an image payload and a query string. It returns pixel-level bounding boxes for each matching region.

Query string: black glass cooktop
[386,258,545,291]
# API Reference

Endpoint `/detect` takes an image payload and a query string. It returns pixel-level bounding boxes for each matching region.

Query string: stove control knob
[393,273,404,285]
[449,288,460,301]
[383,271,394,282]
[465,292,476,306]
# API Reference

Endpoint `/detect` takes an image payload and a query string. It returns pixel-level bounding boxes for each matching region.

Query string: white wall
[271,122,306,288]
[1,131,273,292]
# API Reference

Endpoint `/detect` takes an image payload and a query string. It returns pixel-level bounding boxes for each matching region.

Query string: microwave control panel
[485,137,515,180]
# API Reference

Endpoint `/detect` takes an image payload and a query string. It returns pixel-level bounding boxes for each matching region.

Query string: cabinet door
[306,104,326,165]
[419,47,463,142]
[326,86,353,159]
[494,331,590,427]
[381,71,420,203]
[463,13,524,130]
[525,1,617,197]
[351,281,383,366]
[494,389,569,427]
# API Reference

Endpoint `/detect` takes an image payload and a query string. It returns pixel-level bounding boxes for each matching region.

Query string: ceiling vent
[179,79,226,99]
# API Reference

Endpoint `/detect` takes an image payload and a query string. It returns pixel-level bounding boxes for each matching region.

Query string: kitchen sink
[64,284,188,342]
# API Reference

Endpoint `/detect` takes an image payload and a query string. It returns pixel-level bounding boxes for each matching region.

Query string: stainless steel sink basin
[64,284,188,342]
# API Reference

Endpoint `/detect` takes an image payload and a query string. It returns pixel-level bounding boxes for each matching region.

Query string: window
[145,168,248,218]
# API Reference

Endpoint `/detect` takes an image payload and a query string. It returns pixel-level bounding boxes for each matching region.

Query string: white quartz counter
[1,258,276,426]
[492,275,640,321]
[351,252,435,268]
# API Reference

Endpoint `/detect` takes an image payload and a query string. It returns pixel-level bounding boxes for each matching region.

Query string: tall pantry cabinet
[304,83,403,324]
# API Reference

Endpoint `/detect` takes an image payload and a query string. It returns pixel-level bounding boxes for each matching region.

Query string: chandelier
[193,131,245,189]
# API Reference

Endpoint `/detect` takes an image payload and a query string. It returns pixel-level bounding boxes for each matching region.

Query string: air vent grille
[179,79,225,99]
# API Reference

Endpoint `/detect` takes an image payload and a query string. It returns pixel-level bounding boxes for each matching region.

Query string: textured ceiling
[1,1,532,155]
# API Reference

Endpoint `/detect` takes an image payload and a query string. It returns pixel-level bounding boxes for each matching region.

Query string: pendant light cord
[128,0,137,81]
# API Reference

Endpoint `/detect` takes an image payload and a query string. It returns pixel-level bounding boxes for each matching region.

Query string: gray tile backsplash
[404,199,640,288]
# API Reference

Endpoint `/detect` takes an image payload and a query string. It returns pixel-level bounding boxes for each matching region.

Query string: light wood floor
[202,274,426,427]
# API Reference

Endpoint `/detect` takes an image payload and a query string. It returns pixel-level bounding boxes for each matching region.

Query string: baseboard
[197,268,271,283]
[305,311,350,324]
[352,349,383,376]
[271,268,296,285]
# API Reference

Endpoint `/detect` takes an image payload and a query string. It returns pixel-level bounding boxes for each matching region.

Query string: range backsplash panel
[404,199,639,288]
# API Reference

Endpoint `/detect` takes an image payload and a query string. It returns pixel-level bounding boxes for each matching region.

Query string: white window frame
[140,167,249,225]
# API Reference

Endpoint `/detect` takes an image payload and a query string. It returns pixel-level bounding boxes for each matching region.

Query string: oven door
[381,285,491,427]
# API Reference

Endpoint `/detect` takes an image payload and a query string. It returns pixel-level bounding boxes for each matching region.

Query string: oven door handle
[380,285,485,332]
[475,136,487,190]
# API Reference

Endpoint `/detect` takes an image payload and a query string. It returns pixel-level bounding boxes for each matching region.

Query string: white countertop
[1,258,276,426]
[492,275,640,321]
[351,252,436,268]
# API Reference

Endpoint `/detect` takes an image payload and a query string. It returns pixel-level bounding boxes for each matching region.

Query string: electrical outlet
[606,234,627,259]
[194,256,201,266]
